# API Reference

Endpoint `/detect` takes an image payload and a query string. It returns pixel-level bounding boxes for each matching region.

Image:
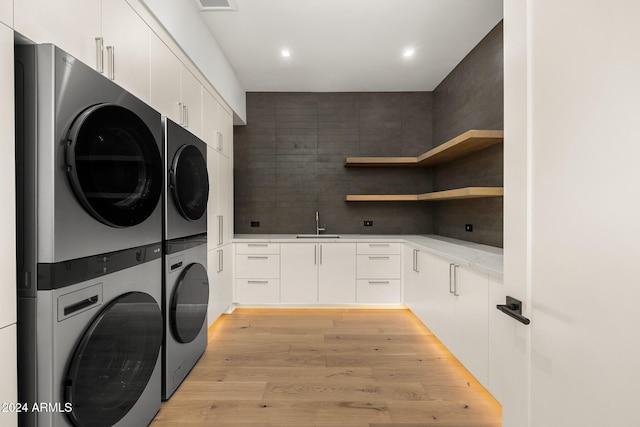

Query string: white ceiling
[197,0,503,92]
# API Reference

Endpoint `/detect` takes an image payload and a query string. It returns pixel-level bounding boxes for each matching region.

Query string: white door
[280,243,318,304]
[318,243,356,304]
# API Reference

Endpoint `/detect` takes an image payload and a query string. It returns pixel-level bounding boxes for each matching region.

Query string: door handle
[497,296,531,325]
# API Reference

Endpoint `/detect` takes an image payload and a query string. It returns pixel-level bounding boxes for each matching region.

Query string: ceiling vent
[196,0,238,11]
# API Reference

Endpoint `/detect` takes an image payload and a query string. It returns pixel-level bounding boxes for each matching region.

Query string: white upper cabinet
[149,34,181,124]
[0,0,12,26]
[101,0,151,103]
[14,0,101,69]
[0,24,16,329]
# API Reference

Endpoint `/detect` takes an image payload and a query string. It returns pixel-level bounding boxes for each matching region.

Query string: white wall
[140,0,246,124]
[505,0,640,426]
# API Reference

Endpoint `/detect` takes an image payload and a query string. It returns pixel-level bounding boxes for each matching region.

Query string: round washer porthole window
[170,144,209,221]
[171,263,209,343]
[65,292,162,427]
[66,104,163,228]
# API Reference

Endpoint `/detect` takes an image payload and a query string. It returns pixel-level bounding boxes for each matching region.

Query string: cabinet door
[281,243,318,304]
[0,1,12,26]
[0,24,16,329]
[102,0,150,102]
[449,265,489,385]
[217,103,234,158]
[0,325,17,427]
[318,243,356,303]
[206,145,221,249]
[403,246,421,313]
[149,34,181,123]
[15,0,101,69]
[421,253,455,340]
[180,67,203,139]
[207,244,233,325]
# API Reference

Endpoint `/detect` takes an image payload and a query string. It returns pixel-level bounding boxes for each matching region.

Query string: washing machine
[15,43,164,426]
[161,118,210,400]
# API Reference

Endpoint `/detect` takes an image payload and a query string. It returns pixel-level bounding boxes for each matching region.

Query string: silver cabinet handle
[106,45,115,80]
[184,104,189,127]
[449,264,459,296]
[368,281,390,285]
[216,131,223,151]
[369,243,389,247]
[314,245,317,265]
[247,280,268,284]
[413,249,420,272]
[178,102,184,125]
[95,37,104,73]
[368,256,390,260]
[217,249,223,273]
[247,243,268,247]
[247,256,269,260]
[319,244,323,265]
[218,215,223,245]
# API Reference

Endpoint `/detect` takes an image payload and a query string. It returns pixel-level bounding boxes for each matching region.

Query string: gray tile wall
[234,21,504,246]
[431,21,504,247]
[234,92,434,235]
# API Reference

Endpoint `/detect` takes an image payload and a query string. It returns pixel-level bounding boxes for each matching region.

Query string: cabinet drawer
[236,243,280,254]
[356,279,401,303]
[356,254,401,279]
[235,279,280,304]
[235,255,280,278]
[357,242,402,255]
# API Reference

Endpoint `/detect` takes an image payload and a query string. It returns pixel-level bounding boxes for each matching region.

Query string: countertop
[233,234,503,278]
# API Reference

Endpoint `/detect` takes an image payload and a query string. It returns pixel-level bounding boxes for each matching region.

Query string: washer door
[65,292,162,427]
[171,263,209,343]
[66,104,163,228]
[170,144,209,221]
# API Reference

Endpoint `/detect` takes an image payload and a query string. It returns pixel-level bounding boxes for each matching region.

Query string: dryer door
[65,292,162,427]
[171,263,209,343]
[66,104,163,228]
[169,144,209,221]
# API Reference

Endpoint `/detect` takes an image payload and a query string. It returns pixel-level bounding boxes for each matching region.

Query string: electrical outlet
[251,221,260,228]
[465,224,473,232]
[364,220,373,227]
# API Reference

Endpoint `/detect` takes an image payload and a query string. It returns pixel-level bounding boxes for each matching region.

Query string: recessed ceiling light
[281,49,291,58]
[403,48,415,58]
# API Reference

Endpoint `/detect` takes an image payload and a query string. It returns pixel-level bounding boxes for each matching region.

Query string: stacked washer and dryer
[15,43,211,427]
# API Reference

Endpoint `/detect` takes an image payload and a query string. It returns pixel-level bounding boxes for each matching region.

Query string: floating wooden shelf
[344,129,504,167]
[345,187,504,202]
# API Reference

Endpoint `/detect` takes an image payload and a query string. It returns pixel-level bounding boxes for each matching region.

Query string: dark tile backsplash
[234,21,504,247]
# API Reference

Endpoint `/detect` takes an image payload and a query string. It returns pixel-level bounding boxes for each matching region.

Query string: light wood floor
[152,308,501,427]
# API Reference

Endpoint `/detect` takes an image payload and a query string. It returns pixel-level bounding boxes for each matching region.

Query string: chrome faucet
[315,211,326,235]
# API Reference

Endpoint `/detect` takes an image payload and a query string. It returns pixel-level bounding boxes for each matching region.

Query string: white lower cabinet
[356,243,401,303]
[207,244,233,325]
[419,252,490,385]
[235,243,280,304]
[280,243,357,304]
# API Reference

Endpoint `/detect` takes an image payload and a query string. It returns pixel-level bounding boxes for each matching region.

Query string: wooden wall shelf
[345,187,504,202]
[344,129,504,167]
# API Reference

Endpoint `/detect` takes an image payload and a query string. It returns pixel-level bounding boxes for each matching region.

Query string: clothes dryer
[15,43,163,267]
[163,117,209,241]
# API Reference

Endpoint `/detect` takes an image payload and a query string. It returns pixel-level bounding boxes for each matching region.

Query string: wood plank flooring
[151,308,501,427]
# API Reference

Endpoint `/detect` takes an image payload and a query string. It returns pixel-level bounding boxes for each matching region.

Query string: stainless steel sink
[296,234,340,238]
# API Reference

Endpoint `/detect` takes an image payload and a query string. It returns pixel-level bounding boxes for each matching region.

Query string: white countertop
[233,234,503,278]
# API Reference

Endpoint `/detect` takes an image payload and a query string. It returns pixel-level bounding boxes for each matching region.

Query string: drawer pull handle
[64,295,99,316]
[368,281,390,285]
[369,243,390,247]
[368,256,390,260]
[247,243,269,247]
[247,280,269,284]
[247,256,269,260]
